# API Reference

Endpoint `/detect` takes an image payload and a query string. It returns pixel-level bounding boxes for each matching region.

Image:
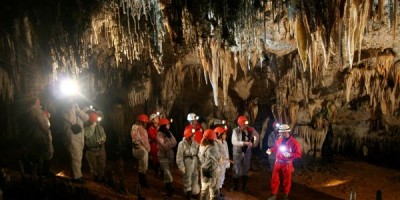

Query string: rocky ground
[1,146,400,200]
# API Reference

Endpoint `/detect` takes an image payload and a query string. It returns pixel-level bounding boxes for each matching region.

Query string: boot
[242,175,249,192]
[230,177,239,191]
[139,173,149,188]
[185,190,192,200]
[283,194,290,200]
[165,182,173,197]
[267,195,277,200]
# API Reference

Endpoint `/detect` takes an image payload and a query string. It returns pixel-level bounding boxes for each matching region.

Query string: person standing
[156,118,177,197]
[176,128,200,200]
[214,126,230,198]
[84,111,107,182]
[185,113,204,144]
[231,116,259,192]
[64,101,89,183]
[24,96,54,177]
[267,122,280,171]
[198,129,221,200]
[266,124,302,200]
[131,114,151,187]
[147,113,161,178]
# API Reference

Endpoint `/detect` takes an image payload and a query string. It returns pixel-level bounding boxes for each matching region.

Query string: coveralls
[267,130,280,171]
[25,101,54,176]
[131,124,151,173]
[157,130,177,184]
[216,139,230,189]
[84,123,107,180]
[64,104,89,180]
[148,125,160,167]
[199,143,221,200]
[176,138,200,195]
[269,135,302,195]
[231,127,259,183]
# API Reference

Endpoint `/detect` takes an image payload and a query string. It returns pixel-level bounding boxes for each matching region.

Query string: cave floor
[2,145,400,200]
[52,155,400,200]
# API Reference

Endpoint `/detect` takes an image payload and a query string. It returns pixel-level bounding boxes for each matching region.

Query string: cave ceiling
[0,0,400,133]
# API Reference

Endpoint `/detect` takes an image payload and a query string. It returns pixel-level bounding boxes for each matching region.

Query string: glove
[283,152,291,158]
[266,149,272,155]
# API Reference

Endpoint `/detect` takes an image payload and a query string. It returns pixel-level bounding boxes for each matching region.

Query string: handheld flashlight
[279,145,287,152]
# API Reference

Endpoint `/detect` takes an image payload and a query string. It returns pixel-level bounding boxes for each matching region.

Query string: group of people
[24,97,302,200]
[130,112,266,200]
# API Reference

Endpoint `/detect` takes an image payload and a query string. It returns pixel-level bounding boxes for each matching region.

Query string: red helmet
[159,118,170,126]
[137,114,149,123]
[203,129,216,141]
[89,112,98,122]
[237,116,248,126]
[184,128,195,138]
[214,126,227,136]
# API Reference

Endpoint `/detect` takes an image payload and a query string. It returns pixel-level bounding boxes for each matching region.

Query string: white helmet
[278,124,291,132]
[187,113,197,121]
[149,113,159,121]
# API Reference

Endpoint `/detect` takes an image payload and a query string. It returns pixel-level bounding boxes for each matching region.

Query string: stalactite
[0,68,15,101]
[376,49,394,80]
[393,0,398,40]
[294,15,310,72]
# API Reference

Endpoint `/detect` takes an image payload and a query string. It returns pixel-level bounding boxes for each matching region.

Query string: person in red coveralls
[185,113,203,144]
[266,124,301,200]
[148,112,162,178]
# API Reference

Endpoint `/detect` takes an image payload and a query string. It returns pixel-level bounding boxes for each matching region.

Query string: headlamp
[195,116,200,120]
[97,117,102,122]
[275,123,280,128]
[170,118,174,123]
[279,145,287,152]
[191,128,196,133]
[244,120,249,125]
[222,120,226,124]
[156,111,160,115]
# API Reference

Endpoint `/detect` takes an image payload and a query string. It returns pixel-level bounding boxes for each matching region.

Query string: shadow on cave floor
[0,143,344,200]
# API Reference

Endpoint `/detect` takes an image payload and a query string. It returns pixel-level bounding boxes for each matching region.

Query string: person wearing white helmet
[266,124,302,200]
[148,112,162,179]
[185,113,204,144]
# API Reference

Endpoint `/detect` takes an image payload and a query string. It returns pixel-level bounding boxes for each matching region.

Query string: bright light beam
[60,79,79,96]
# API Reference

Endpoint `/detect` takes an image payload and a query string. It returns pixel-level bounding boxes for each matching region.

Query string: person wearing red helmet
[267,121,281,171]
[84,111,107,182]
[185,113,204,144]
[156,118,177,197]
[198,129,221,200]
[147,113,162,179]
[214,126,230,198]
[176,128,200,200]
[266,124,302,200]
[231,115,259,192]
[131,114,151,187]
